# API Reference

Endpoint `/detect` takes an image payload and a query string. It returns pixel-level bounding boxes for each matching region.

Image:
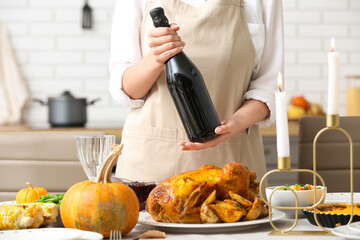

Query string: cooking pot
[34,91,100,127]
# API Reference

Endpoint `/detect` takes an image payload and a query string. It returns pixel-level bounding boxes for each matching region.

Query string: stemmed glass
[76,135,116,180]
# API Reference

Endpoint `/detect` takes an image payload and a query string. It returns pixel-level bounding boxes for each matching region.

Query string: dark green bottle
[150,7,220,142]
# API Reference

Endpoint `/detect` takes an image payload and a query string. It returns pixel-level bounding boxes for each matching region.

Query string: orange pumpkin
[60,144,139,238]
[16,182,48,203]
[291,95,309,110]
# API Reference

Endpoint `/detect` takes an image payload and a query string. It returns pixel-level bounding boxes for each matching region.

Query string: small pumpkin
[60,144,139,238]
[16,182,48,203]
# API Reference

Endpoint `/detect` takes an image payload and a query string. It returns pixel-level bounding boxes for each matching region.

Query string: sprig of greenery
[34,193,64,205]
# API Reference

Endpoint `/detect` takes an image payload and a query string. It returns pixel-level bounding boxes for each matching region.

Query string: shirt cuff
[109,64,145,109]
[243,88,275,126]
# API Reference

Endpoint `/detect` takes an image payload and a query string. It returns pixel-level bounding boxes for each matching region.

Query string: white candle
[276,72,290,157]
[327,37,340,115]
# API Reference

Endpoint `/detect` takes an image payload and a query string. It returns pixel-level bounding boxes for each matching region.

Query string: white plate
[0,228,103,240]
[137,211,285,233]
[0,201,15,205]
[75,230,103,240]
[325,192,360,203]
[332,225,360,239]
[0,228,83,240]
[349,222,360,233]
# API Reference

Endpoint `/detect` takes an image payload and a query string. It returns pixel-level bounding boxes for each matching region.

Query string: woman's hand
[179,99,270,151]
[148,23,186,64]
[179,117,244,151]
[122,23,185,100]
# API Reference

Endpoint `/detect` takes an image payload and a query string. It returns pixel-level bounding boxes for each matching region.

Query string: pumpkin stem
[104,144,123,183]
[26,182,33,189]
[95,144,123,184]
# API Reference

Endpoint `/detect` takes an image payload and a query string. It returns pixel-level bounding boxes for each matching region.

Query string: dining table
[123,215,355,240]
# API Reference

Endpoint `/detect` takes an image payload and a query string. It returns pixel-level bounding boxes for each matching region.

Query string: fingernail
[179,46,184,50]
[215,127,221,134]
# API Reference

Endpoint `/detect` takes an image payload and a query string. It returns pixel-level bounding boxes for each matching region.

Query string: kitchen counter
[260,120,299,136]
[0,123,300,188]
[0,124,123,139]
[0,121,299,137]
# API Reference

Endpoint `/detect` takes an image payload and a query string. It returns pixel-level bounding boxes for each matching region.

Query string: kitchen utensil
[34,90,100,127]
[76,135,116,180]
[109,230,122,240]
[82,0,92,29]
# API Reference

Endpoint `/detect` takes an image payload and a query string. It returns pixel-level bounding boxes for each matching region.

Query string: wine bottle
[150,7,221,142]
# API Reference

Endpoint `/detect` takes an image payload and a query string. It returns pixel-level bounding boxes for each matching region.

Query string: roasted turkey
[146,162,268,223]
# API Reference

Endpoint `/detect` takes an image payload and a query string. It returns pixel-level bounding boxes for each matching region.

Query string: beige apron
[116,0,266,182]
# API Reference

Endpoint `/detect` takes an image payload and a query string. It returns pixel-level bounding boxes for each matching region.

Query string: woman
[109,0,284,182]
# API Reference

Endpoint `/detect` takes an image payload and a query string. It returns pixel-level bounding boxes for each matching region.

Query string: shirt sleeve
[243,0,284,126]
[109,0,146,108]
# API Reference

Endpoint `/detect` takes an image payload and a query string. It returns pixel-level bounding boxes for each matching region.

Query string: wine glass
[76,135,116,180]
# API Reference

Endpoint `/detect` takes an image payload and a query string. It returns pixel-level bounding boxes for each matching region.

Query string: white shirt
[109,0,284,125]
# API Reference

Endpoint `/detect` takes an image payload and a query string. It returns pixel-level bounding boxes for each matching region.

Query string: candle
[327,37,340,115]
[276,72,290,157]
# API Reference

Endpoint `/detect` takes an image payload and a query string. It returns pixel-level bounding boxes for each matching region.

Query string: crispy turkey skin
[145,162,259,223]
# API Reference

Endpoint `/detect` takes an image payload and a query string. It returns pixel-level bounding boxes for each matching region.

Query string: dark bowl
[302,203,360,228]
[111,177,158,211]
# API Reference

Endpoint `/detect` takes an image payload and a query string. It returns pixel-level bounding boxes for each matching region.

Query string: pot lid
[49,91,85,101]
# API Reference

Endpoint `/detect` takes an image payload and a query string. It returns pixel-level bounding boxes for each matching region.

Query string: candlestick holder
[259,114,354,236]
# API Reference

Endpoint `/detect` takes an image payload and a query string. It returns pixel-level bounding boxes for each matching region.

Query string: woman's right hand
[121,24,185,100]
[148,23,186,64]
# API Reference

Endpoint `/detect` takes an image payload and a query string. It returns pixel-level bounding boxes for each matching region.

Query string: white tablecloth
[124,217,350,240]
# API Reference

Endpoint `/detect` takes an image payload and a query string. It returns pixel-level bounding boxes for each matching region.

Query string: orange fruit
[291,96,309,110]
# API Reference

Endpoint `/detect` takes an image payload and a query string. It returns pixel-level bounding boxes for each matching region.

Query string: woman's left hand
[179,99,270,151]
[179,117,243,151]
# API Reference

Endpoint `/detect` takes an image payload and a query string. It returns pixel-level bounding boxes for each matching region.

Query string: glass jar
[346,75,360,116]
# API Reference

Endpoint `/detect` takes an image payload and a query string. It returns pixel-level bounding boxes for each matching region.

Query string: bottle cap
[149,7,169,28]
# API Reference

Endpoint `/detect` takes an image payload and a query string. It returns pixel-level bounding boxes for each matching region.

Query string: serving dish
[325,192,360,203]
[332,225,360,239]
[265,185,326,218]
[349,222,360,233]
[302,202,360,228]
[0,228,103,240]
[137,210,285,233]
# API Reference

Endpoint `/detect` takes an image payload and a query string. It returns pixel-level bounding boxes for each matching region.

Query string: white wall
[283,0,360,116]
[0,0,359,127]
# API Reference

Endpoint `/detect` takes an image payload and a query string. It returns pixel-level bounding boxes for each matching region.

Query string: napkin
[0,23,29,125]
